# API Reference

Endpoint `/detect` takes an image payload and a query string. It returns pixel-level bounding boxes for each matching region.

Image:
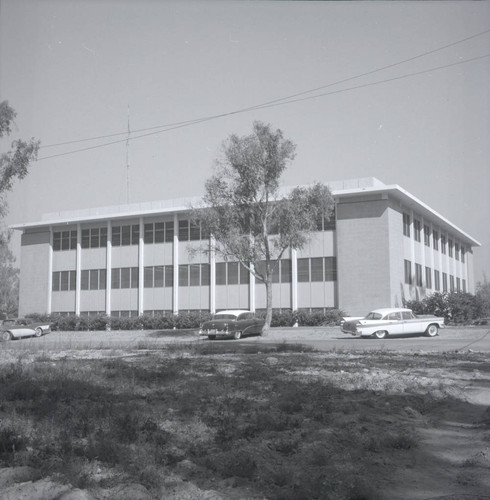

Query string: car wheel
[34,327,43,337]
[208,335,216,340]
[2,331,13,341]
[373,330,387,339]
[425,324,438,337]
[233,331,242,340]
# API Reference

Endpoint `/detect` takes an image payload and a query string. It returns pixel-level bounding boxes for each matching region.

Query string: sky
[0,0,489,285]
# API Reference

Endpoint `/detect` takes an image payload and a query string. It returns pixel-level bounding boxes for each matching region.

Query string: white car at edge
[341,307,445,339]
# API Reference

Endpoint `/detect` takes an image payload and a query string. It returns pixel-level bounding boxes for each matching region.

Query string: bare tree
[192,121,334,333]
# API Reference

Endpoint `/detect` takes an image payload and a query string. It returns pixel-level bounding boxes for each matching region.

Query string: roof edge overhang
[9,181,481,248]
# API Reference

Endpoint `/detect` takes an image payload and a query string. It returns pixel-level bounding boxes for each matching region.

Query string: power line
[36,52,490,162]
[39,27,490,151]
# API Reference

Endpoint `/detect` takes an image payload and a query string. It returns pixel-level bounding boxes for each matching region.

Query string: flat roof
[10,177,480,247]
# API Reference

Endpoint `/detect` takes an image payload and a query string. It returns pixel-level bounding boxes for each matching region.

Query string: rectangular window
[433,230,439,251]
[450,275,455,292]
[456,277,461,292]
[310,257,324,282]
[461,246,465,263]
[228,262,239,285]
[415,263,422,287]
[144,267,154,288]
[281,259,292,283]
[53,230,77,251]
[272,262,280,283]
[131,225,140,245]
[216,262,227,285]
[189,264,201,286]
[189,221,201,241]
[82,229,90,249]
[53,232,61,251]
[455,244,459,261]
[121,267,131,288]
[154,266,164,287]
[100,227,107,247]
[52,271,61,291]
[179,220,189,241]
[441,235,446,254]
[144,224,154,244]
[89,270,99,290]
[90,228,100,249]
[121,225,131,246]
[463,279,466,292]
[112,268,120,289]
[81,270,89,290]
[425,266,432,289]
[239,263,250,284]
[179,265,188,286]
[324,257,337,281]
[164,265,173,287]
[448,239,453,257]
[404,260,412,285]
[131,267,139,288]
[424,225,430,247]
[297,258,310,283]
[324,209,336,230]
[414,220,421,242]
[442,272,448,293]
[165,221,174,242]
[112,226,121,246]
[201,264,210,286]
[403,213,410,237]
[434,270,440,291]
[155,222,165,243]
[60,271,69,291]
[100,269,106,289]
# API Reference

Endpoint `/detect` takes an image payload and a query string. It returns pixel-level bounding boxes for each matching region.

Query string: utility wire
[36,52,490,162]
[40,27,490,151]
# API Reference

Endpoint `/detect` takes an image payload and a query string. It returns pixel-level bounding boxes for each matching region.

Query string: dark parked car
[1,318,51,341]
[199,310,265,340]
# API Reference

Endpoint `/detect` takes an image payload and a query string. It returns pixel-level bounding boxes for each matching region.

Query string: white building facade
[12,178,480,317]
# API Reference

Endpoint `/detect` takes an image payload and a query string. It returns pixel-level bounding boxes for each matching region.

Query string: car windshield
[364,312,383,320]
[213,314,238,320]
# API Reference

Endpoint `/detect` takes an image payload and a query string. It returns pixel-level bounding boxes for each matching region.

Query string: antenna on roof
[126,104,131,204]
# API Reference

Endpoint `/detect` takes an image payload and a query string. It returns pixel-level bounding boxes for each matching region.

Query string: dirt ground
[0,328,489,500]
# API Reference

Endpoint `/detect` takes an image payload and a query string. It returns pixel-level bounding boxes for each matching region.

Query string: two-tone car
[1,318,51,341]
[341,308,444,339]
[199,310,265,340]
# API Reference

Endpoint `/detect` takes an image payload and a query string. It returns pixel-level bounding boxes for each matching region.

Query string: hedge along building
[11,177,480,318]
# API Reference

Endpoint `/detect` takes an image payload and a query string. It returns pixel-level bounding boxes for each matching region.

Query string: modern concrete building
[11,177,480,317]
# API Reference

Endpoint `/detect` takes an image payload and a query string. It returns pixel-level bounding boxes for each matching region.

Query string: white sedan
[341,308,445,339]
[1,318,51,341]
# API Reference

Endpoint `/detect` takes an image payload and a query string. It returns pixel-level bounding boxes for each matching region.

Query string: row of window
[53,257,338,292]
[402,214,465,262]
[404,260,466,292]
[53,212,337,252]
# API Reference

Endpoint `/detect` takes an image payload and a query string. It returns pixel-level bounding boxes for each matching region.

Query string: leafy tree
[0,101,40,315]
[193,121,335,333]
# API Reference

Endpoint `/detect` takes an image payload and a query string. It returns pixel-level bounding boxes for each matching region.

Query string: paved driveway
[1,325,489,353]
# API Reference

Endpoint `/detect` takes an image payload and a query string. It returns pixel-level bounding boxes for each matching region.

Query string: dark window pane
[90,229,99,249]
[272,262,280,283]
[155,223,165,243]
[189,222,200,241]
[164,265,173,287]
[111,268,120,289]
[311,258,323,282]
[112,226,121,246]
[144,224,154,244]
[216,262,226,285]
[121,226,131,246]
[154,266,164,287]
[324,257,337,281]
[131,267,139,288]
[53,232,61,251]
[228,262,239,285]
[165,221,174,242]
[297,258,310,282]
[61,231,70,251]
[70,231,77,249]
[179,265,188,286]
[144,267,153,287]
[69,271,76,291]
[121,268,131,288]
[81,270,89,290]
[89,270,98,290]
[81,229,90,249]
[100,269,106,289]
[281,260,292,283]
[189,264,200,286]
[239,264,250,284]
[254,261,266,283]
[179,220,189,241]
[131,225,139,245]
[100,227,107,247]
[53,271,61,291]
[201,264,210,286]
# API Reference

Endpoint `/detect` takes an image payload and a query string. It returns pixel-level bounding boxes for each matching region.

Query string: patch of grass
[0,349,484,499]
